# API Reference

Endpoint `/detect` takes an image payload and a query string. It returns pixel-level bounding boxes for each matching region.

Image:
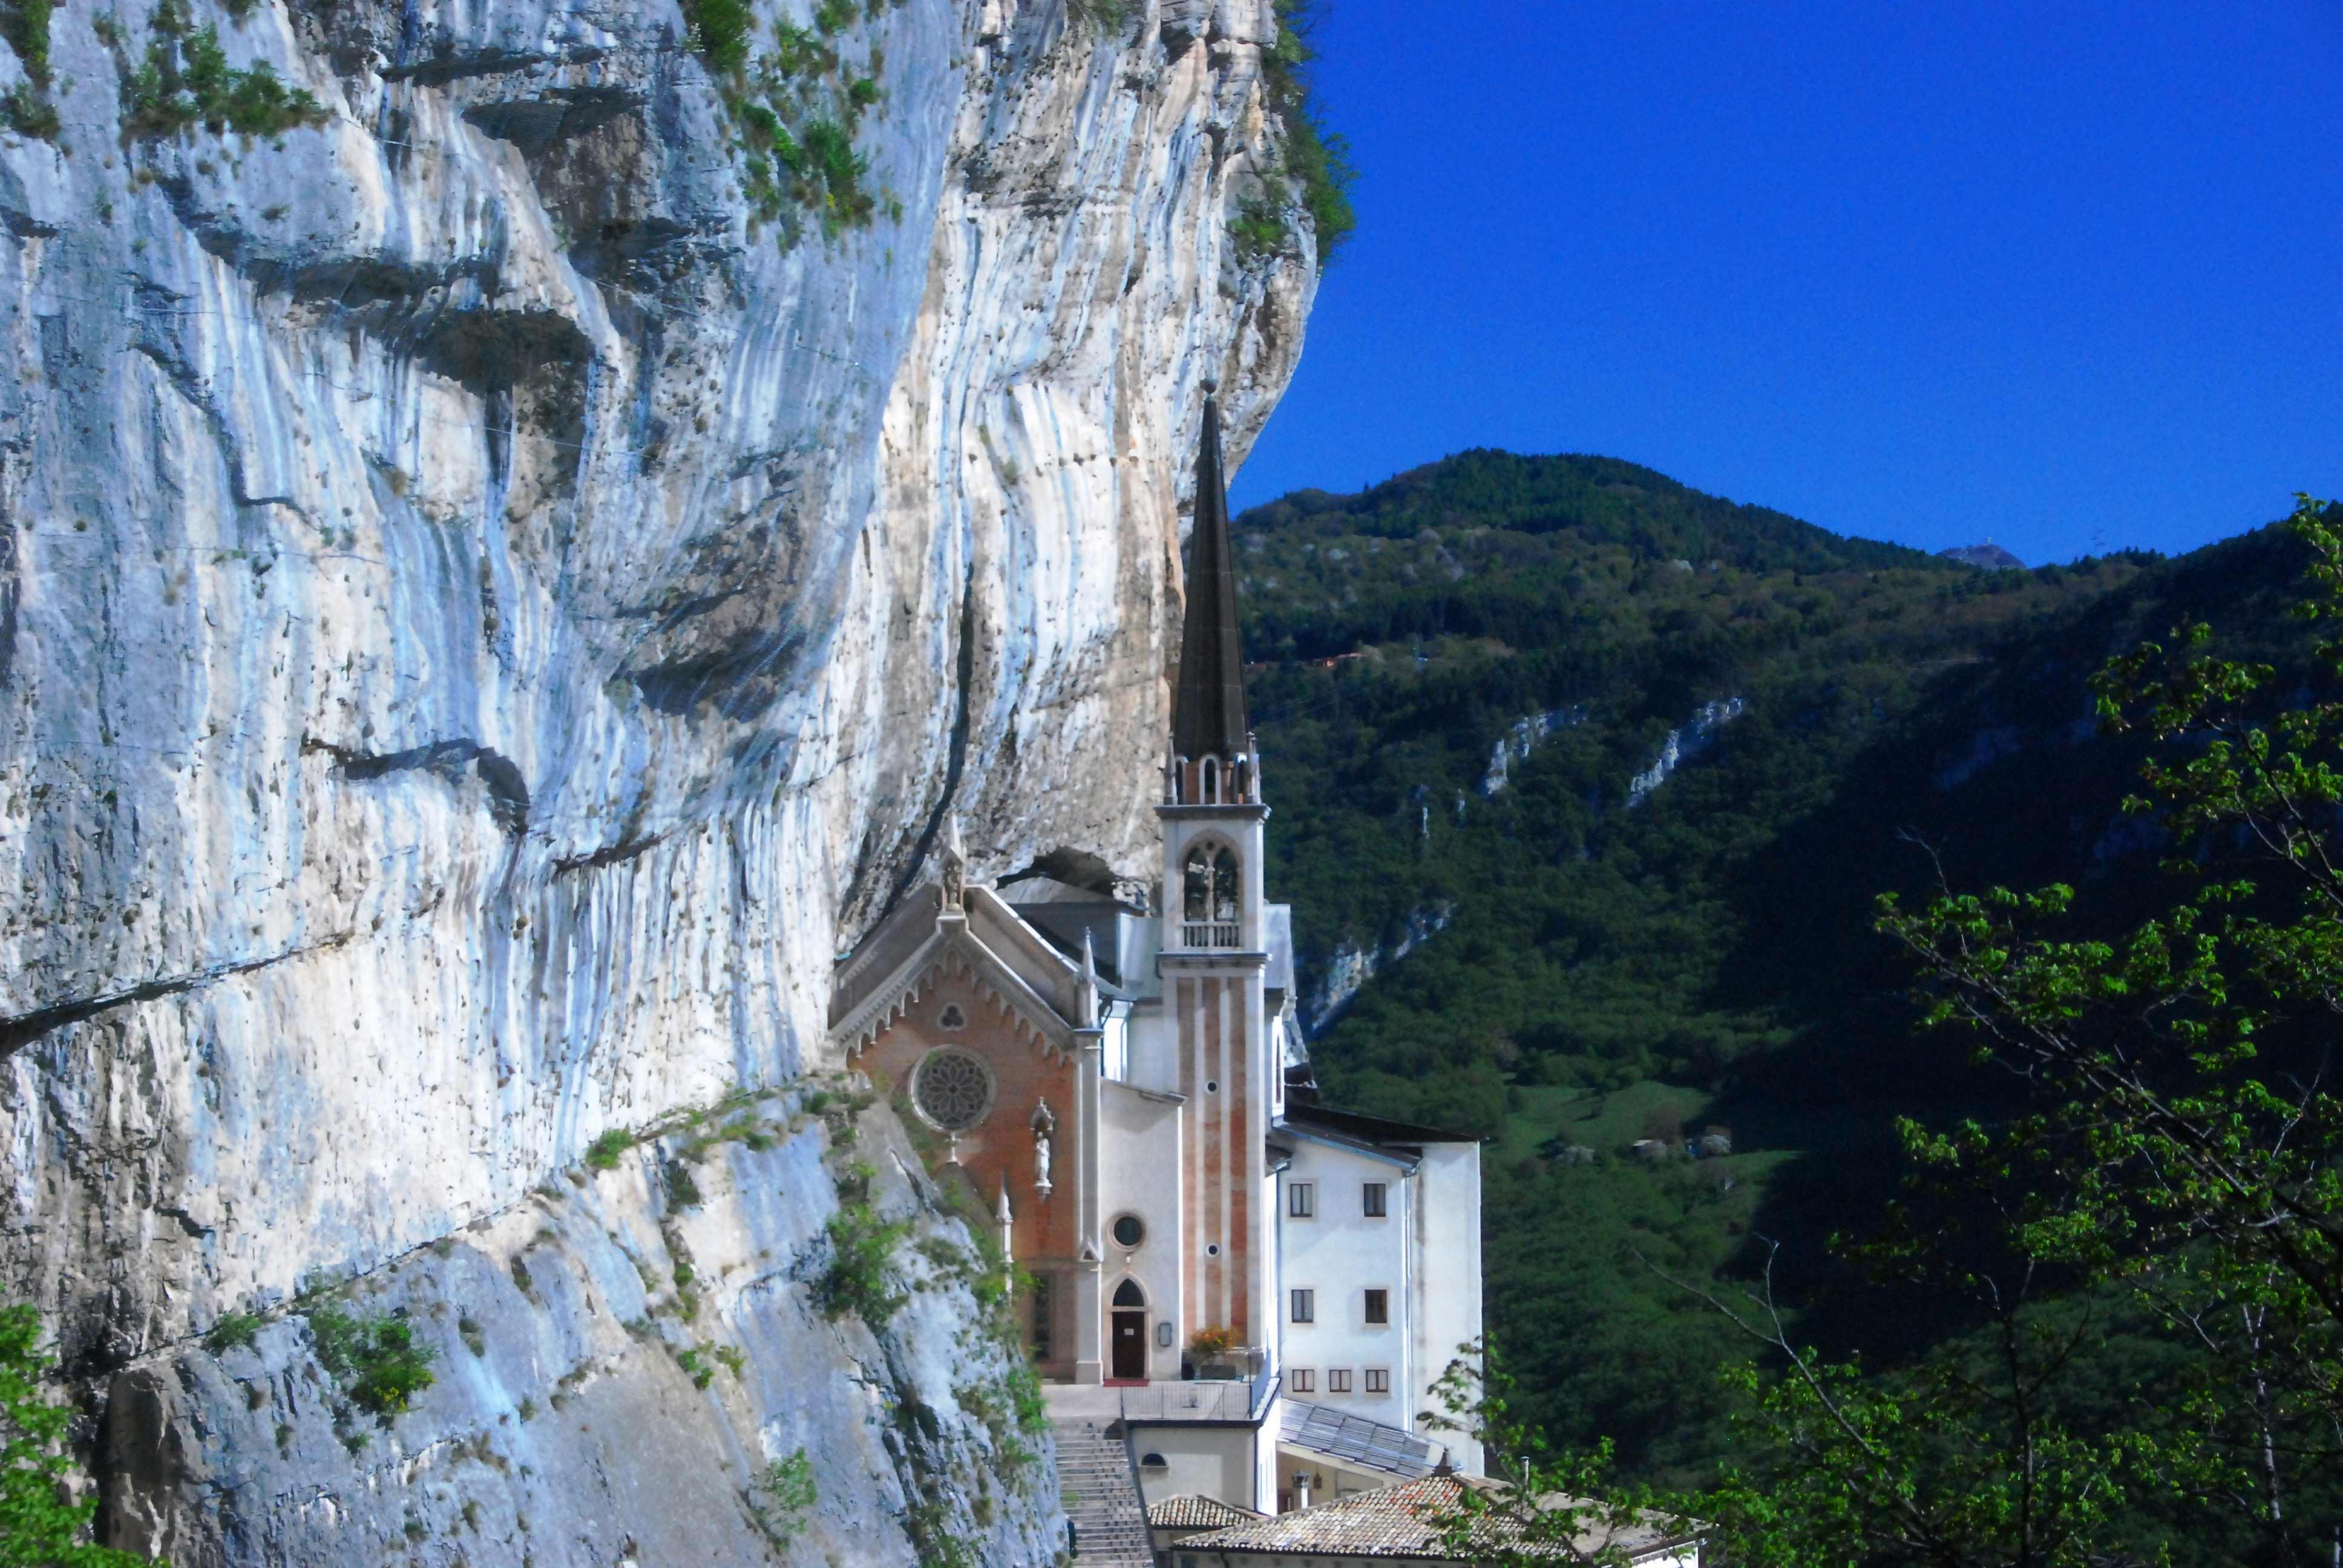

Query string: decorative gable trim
[830,921,1079,1060]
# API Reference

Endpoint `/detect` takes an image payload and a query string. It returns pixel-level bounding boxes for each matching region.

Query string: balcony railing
[1181,921,1241,949]
[1119,1360,1281,1426]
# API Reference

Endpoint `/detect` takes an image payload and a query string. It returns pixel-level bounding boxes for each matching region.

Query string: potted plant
[1189,1327,1241,1380]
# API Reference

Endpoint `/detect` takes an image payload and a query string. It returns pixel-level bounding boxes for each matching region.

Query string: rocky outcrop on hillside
[1939,542,2026,570]
[0,0,1316,1557]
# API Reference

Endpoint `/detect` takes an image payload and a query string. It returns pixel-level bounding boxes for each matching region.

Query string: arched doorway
[1110,1279,1148,1381]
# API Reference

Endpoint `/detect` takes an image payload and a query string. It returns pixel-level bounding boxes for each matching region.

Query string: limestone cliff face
[0,0,1314,1556]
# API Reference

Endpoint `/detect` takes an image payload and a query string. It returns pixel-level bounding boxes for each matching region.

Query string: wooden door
[1110,1310,1146,1379]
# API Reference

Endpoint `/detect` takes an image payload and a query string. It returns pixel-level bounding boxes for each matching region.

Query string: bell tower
[1158,386,1276,1355]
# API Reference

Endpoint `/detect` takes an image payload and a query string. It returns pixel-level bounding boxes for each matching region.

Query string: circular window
[912,1048,995,1131]
[1205,1080,1219,1094]
[1111,1214,1145,1249]
[937,1004,966,1031]
[1205,1243,1221,1257]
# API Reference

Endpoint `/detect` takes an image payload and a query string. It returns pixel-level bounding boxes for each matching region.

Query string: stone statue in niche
[1031,1100,1056,1197]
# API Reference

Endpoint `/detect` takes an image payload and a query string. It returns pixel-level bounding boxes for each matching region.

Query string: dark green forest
[1239,451,2332,1526]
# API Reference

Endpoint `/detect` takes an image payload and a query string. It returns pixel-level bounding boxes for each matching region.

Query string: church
[827,394,1484,1519]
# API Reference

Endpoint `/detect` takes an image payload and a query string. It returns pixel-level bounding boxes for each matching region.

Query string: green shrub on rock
[308,1309,436,1417]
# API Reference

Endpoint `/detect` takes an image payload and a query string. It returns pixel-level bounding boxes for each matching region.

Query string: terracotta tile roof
[1178,1474,1698,1561]
[1149,1494,1263,1530]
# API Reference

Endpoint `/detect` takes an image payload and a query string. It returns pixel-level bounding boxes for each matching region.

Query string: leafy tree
[0,1305,155,1567]
[1647,496,2343,1567]
[1415,1341,1694,1566]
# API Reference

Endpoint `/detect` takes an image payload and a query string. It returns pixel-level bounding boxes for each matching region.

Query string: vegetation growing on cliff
[308,1307,436,1418]
[118,1,324,139]
[1236,0,1356,267]
[0,0,57,137]
[687,0,900,241]
[748,1449,819,1546]
[0,1305,154,1566]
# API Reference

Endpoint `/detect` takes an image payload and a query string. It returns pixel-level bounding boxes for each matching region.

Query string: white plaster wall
[1277,1135,1412,1431]
[1100,1075,1184,1378]
[1414,1140,1486,1475]
[1133,1423,1260,1514]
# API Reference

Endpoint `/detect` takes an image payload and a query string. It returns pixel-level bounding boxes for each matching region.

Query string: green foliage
[203,1312,261,1355]
[307,1308,436,1417]
[0,82,57,139]
[955,1360,1048,1472]
[1812,494,2343,1562]
[1245,452,2336,1500]
[681,0,755,76]
[816,1201,911,1325]
[0,0,51,82]
[749,1448,818,1544]
[1064,0,1129,32]
[122,5,325,139]
[673,1346,714,1390]
[721,5,884,242]
[0,0,56,139]
[583,1128,634,1171]
[0,1306,156,1566]
[1417,1343,1685,1567]
[664,1161,703,1209]
[904,1497,978,1568]
[1240,0,1355,266]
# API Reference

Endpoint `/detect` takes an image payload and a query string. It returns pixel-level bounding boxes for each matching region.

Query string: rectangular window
[1291,1289,1315,1324]
[1289,1368,1315,1393]
[1030,1275,1054,1359]
[1364,1367,1391,1393]
[1328,1368,1353,1393]
[1289,1181,1315,1218]
[1364,1289,1389,1325]
[1363,1181,1388,1217]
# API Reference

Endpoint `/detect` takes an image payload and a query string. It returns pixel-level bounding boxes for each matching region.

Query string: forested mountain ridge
[1235,449,2320,1487]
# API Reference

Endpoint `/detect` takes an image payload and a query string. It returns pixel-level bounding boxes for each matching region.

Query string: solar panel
[1280,1400,1441,1478]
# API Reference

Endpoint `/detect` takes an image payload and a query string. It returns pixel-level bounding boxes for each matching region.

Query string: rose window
[913,1049,994,1131]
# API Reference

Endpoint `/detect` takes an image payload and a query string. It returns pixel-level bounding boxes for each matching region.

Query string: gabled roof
[1172,391,1250,760]
[1148,1494,1263,1531]
[1180,1473,1699,1562]
[828,884,1088,1054]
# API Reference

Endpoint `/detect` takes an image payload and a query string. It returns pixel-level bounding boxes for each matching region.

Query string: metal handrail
[1116,1361,1282,1425]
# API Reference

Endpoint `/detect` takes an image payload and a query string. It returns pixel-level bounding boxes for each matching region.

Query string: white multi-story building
[827,394,1485,1518]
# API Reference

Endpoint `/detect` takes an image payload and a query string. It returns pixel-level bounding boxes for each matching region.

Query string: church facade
[828,396,1484,1516]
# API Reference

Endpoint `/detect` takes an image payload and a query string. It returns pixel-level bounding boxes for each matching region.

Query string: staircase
[1050,1419,1153,1567]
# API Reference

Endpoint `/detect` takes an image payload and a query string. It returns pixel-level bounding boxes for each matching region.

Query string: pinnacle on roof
[1172,385,1251,760]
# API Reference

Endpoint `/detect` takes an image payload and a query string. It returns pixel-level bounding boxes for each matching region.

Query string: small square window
[1328,1368,1352,1393]
[1364,1289,1389,1325]
[1364,1367,1390,1393]
[1291,1289,1315,1324]
[1289,1181,1315,1218]
[1362,1182,1388,1217]
[1289,1368,1315,1393]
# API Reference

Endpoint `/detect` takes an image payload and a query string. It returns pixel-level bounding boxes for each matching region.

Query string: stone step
[1050,1419,1154,1568]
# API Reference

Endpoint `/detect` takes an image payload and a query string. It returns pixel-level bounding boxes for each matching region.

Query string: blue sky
[1227,1,2342,564]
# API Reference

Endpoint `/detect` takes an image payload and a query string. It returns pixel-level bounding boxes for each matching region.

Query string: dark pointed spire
[1172,387,1250,760]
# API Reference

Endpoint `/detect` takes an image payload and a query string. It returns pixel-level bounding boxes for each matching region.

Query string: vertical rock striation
[0,0,1315,1556]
